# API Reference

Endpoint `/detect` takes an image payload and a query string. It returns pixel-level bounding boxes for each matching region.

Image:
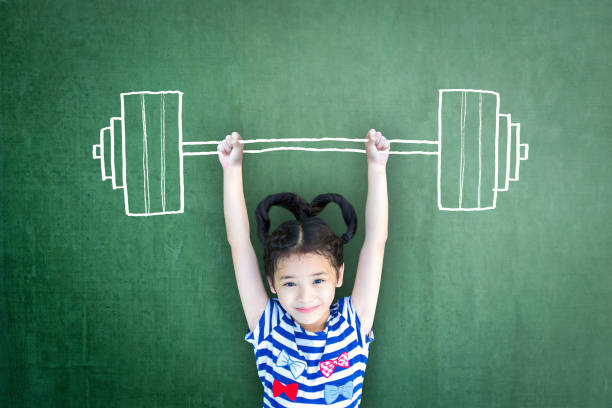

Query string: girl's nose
[297,285,312,301]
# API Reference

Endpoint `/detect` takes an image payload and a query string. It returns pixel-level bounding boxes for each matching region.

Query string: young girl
[218,129,389,407]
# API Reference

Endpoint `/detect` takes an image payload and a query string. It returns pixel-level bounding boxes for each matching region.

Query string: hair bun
[255,193,309,245]
[255,192,358,245]
[309,193,357,244]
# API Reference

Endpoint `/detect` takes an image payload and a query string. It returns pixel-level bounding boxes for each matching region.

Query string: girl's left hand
[365,129,390,166]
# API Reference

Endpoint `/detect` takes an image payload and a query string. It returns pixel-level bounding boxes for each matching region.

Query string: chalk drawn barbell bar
[92,89,528,216]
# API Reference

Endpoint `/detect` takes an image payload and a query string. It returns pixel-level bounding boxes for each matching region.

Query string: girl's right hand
[217,132,243,169]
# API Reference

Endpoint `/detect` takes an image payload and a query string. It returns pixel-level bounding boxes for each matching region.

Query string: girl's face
[267,253,344,332]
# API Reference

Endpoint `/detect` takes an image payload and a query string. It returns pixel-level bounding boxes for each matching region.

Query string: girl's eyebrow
[279,272,327,281]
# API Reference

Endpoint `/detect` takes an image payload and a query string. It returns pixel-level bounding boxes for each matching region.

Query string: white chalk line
[478,93,482,208]
[437,89,505,212]
[123,90,184,97]
[437,90,444,211]
[183,148,438,156]
[182,138,439,145]
[160,93,166,212]
[110,123,116,187]
[141,95,151,214]
[110,117,122,189]
[459,91,466,209]
[496,114,511,192]
[440,89,500,96]
[127,210,184,217]
[121,95,129,215]
[505,115,512,189]
[117,91,184,215]
[182,137,439,156]
[96,128,108,180]
[441,206,497,212]
[492,93,500,209]
[520,143,529,160]
[510,123,520,181]
[178,92,185,214]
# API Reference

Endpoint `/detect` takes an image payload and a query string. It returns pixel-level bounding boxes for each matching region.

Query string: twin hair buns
[255,192,357,246]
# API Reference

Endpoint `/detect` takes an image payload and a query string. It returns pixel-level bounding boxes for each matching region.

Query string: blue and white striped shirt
[245,297,374,407]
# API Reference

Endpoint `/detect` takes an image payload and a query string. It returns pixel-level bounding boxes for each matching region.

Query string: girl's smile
[295,305,319,314]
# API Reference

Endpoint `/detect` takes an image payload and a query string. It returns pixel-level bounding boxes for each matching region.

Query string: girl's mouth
[296,306,318,314]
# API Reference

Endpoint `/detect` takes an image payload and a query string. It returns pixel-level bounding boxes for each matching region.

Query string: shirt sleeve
[343,296,375,348]
[244,298,282,350]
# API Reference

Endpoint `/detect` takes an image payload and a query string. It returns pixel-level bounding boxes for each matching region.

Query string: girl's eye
[283,282,296,287]
[313,279,324,284]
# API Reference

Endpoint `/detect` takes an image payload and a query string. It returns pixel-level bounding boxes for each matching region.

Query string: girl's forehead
[275,253,335,274]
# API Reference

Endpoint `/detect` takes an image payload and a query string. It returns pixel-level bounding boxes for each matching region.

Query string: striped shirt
[245,297,374,407]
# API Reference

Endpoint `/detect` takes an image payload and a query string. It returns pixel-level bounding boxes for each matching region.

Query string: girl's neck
[298,310,330,333]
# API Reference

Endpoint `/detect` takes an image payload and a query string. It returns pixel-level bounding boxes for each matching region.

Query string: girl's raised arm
[218,132,269,331]
[351,129,390,335]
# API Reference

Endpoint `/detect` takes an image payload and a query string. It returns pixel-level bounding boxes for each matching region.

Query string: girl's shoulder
[245,297,293,349]
[337,296,375,347]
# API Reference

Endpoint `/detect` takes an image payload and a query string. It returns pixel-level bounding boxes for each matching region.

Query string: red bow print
[319,351,350,378]
[272,379,298,401]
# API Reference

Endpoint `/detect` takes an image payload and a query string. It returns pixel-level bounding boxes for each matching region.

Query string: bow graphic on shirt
[324,380,353,404]
[319,351,349,378]
[272,379,298,401]
[276,349,307,379]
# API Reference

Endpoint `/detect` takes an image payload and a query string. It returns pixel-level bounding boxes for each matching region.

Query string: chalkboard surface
[2,1,611,407]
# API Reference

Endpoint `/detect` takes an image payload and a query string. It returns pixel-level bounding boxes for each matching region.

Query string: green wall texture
[2,0,611,406]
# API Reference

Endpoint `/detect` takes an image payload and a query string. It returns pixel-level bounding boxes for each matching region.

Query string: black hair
[255,192,357,280]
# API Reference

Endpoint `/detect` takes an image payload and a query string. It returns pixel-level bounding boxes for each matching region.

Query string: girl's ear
[336,263,345,287]
[267,275,277,294]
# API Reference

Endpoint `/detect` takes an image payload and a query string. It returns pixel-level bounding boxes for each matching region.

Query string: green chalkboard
[2,0,612,407]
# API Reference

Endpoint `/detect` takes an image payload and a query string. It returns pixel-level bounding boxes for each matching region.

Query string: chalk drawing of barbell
[92,89,528,216]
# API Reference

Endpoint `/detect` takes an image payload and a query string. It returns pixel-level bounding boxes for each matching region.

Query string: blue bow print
[276,350,307,379]
[324,380,353,404]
